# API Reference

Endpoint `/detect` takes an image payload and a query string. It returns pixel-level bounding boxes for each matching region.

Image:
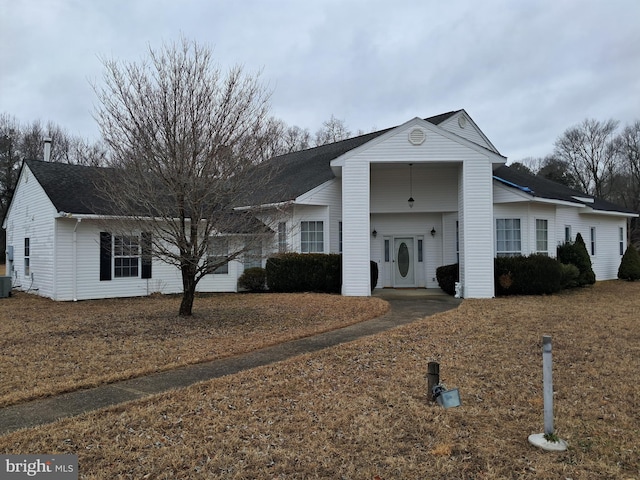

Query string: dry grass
[1,281,639,479]
[0,292,388,407]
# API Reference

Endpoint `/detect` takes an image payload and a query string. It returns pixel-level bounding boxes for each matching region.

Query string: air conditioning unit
[0,277,12,298]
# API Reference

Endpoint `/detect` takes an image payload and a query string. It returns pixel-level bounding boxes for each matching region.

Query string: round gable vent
[408,128,426,145]
[458,115,467,129]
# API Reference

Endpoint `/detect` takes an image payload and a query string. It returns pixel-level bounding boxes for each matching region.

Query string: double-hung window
[99,232,151,281]
[301,221,324,253]
[208,237,229,274]
[590,227,596,256]
[496,219,521,257]
[619,227,625,255]
[114,235,140,278]
[278,222,287,253]
[536,219,548,255]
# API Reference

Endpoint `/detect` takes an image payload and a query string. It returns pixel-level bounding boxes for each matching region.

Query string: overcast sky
[1,0,639,162]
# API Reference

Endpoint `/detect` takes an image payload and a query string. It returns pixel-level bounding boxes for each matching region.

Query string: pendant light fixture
[408,163,415,208]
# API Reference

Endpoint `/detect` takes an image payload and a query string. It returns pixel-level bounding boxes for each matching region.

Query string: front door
[394,237,415,287]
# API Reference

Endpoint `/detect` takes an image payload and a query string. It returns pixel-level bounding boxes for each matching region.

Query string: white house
[3,110,636,301]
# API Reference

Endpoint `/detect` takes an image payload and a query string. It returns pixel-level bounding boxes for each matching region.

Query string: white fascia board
[234,201,293,212]
[581,207,639,218]
[330,116,506,169]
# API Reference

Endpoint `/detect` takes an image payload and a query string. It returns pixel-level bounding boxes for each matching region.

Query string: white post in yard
[542,335,554,435]
[528,335,568,451]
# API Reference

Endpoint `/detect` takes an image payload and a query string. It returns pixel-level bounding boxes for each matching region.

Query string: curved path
[0,291,459,436]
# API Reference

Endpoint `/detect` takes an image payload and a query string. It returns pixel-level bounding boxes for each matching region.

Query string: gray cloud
[1,0,638,162]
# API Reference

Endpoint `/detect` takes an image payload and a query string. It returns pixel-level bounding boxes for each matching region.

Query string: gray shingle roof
[26,159,117,215]
[24,111,633,220]
[24,159,270,232]
[493,165,637,215]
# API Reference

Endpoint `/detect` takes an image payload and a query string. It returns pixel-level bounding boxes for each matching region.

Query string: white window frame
[301,221,324,253]
[590,227,596,256]
[114,235,140,278]
[619,227,625,255]
[24,237,30,277]
[535,219,548,255]
[496,218,521,257]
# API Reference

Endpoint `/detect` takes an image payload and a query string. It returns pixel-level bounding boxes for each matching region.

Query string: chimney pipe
[43,137,52,162]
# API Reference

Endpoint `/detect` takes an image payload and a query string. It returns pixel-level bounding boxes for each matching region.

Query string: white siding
[296,179,342,253]
[340,119,501,166]
[494,203,556,256]
[4,166,57,298]
[556,207,626,280]
[439,112,497,152]
[53,220,248,301]
[459,159,495,298]
[341,161,371,295]
[442,212,459,265]
[370,164,458,213]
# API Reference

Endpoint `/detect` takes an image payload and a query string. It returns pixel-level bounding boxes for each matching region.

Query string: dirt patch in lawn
[0,292,388,407]
[1,281,638,478]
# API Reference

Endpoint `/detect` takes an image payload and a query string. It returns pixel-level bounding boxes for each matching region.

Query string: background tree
[553,118,620,198]
[314,114,351,146]
[93,38,275,316]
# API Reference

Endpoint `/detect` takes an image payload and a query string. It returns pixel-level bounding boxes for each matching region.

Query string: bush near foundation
[265,253,341,293]
[265,254,379,293]
[494,254,564,295]
[557,233,596,286]
[436,263,459,295]
[618,244,640,281]
[238,267,267,292]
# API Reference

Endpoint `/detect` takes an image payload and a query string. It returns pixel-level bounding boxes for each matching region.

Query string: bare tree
[93,38,275,316]
[616,121,640,246]
[314,114,351,146]
[282,125,311,153]
[553,118,620,198]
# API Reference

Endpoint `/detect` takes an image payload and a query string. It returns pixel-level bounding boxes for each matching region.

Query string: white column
[341,161,371,296]
[458,159,495,298]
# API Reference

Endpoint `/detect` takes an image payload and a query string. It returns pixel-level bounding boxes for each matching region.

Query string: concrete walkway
[0,290,459,436]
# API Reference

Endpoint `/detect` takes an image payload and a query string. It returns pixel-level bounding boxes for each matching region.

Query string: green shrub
[265,253,341,293]
[618,244,640,281]
[238,267,267,292]
[494,254,563,296]
[436,263,459,296]
[557,233,596,286]
[559,263,580,289]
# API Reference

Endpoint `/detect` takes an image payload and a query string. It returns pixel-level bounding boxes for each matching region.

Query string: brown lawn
[0,291,388,407]
[1,281,639,479]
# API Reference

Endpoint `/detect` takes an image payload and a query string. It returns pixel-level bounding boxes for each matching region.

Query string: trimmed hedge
[618,244,640,281]
[494,254,564,295]
[557,233,596,286]
[238,267,267,292]
[266,253,341,293]
[265,254,380,293]
[436,263,459,295]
